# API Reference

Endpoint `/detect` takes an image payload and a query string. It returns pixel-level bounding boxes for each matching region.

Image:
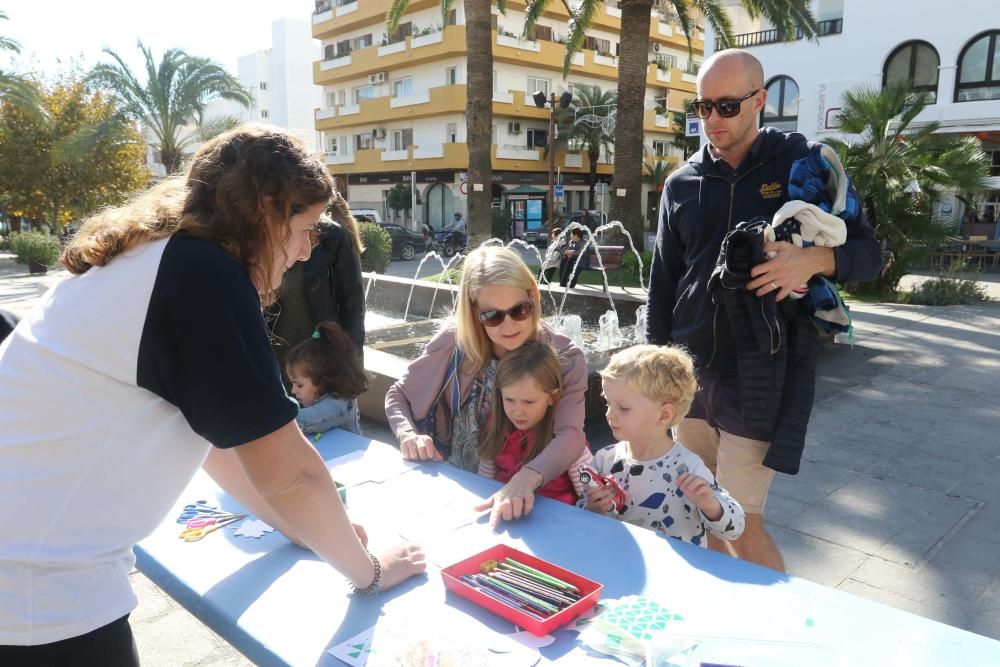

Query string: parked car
[376,222,427,261]
[522,210,608,248]
[349,208,383,225]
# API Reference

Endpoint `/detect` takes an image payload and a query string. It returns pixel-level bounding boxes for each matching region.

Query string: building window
[352,85,375,103]
[355,133,373,151]
[883,41,939,103]
[989,149,1000,177]
[526,128,548,149]
[323,44,335,60]
[338,89,347,105]
[446,67,458,85]
[491,124,498,145]
[391,128,413,151]
[762,75,798,132]
[652,140,670,157]
[584,36,612,56]
[446,122,458,143]
[352,34,372,51]
[527,76,550,97]
[259,81,267,90]
[260,109,269,119]
[956,31,1000,102]
[493,69,499,92]
[392,77,413,98]
[447,9,457,25]
[327,137,338,154]
[326,91,337,108]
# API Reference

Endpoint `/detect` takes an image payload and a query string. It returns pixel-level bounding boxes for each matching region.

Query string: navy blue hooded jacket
[646,128,881,371]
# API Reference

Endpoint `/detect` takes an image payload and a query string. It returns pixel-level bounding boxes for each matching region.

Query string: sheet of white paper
[325,443,419,487]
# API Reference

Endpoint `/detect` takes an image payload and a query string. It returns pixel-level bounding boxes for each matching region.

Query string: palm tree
[826,83,990,296]
[525,0,818,250]
[0,10,38,113]
[642,157,673,223]
[388,0,502,245]
[553,85,617,209]
[88,42,251,174]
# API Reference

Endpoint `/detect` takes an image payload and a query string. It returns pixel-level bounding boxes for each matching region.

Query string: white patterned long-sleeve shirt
[588,441,745,547]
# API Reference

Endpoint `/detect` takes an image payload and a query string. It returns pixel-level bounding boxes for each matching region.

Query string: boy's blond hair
[599,344,698,426]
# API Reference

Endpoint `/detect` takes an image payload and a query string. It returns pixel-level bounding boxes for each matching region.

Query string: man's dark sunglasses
[478,301,533,327]
[691,89,759,119]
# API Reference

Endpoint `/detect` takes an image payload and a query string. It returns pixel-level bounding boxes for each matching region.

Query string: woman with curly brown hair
[0,125,424,666]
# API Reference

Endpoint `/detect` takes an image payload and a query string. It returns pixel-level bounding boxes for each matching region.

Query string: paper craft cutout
[233,519,274,539]
[327,627,374,667]
[508,630,556,649]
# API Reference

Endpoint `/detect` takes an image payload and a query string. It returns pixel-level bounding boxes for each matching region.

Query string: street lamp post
[533,90,573,233]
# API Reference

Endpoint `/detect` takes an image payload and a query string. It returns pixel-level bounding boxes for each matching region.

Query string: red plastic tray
[441,544,603,636]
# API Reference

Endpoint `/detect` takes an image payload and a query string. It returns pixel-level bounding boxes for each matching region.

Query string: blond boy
[586,345,745,546]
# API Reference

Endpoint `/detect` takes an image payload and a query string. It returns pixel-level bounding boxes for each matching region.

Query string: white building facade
[704,0,1000,230]
[145,17,322,176]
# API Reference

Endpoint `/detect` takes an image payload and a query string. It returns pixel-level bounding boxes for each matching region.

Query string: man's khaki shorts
[676,417,773,514]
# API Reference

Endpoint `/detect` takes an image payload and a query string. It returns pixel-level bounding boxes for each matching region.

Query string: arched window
[762,76,798,132]
[883,41,939,103]
[956,31,1000,102]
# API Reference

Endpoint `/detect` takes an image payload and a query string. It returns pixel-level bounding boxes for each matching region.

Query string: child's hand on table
[678,472,723,522]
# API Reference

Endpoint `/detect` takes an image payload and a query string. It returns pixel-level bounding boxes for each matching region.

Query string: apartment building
[704,0,1000,230]
[312,0,703,230]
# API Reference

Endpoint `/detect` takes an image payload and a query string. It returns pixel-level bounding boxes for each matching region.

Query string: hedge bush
[359,222,392,273]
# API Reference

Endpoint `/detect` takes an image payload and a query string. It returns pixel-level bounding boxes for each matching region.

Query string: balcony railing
[721,17,843,49]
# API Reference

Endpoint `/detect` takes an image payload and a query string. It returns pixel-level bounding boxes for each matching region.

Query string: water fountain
[359,224,651,424]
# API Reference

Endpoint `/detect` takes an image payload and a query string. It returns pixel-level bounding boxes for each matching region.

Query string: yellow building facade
[312,0,702,231]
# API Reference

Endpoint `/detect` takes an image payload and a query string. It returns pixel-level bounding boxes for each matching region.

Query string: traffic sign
[459,182,468,194]
[686,114,701,137]
[554,184,564,198]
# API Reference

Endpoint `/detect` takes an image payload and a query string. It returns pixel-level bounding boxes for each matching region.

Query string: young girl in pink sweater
[477,341,589,504]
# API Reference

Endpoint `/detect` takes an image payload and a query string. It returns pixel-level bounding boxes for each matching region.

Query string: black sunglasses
[691,89,759,119]
[478,301,533,327]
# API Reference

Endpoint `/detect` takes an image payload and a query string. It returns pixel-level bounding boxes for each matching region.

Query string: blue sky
[2,1,315,77]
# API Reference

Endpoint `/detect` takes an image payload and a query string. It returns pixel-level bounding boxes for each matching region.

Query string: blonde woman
[385,246,589,527]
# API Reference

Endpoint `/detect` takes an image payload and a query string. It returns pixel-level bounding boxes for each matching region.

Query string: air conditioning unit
[508,121,521,134]
[368,71,387,84]
[372,128,386,140]
[650,42,661,53]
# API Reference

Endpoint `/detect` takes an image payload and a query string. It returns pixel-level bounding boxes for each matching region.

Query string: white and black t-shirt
[0,235,298,645]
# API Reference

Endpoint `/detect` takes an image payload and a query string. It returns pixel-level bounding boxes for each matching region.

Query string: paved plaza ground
[2,252,999,665]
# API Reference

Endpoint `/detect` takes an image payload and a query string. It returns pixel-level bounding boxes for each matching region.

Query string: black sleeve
[137,236,298,448]
[646,184,683,345]
[331,231,366,350]
[833,178,882,284]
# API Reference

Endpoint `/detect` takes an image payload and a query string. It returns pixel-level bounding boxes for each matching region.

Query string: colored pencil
[501,559,580,593]
[472,575,559,616]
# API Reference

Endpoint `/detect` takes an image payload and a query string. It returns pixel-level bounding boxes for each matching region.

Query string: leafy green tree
[387,183,415,214]
[670,97,699,159]
[826,83,990,296]
[524,0,818,249]
[0,75,149,232]
[88,42,251,174]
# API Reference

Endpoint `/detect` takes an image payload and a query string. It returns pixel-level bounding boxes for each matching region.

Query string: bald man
[646,50,880,571]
